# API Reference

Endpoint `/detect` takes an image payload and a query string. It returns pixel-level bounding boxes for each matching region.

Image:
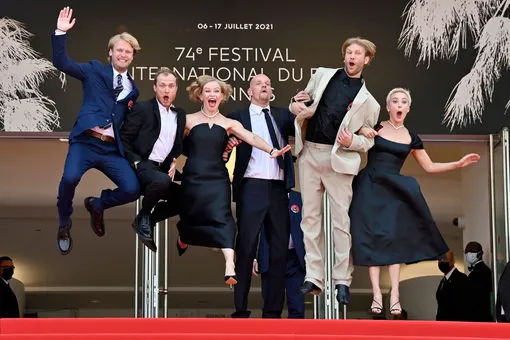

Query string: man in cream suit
[289,37,380,305]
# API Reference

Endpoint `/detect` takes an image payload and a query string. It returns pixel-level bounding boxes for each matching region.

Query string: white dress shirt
[148,101,178,163]
[243,104,284,181]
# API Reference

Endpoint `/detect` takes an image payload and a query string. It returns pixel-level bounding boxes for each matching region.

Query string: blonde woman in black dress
[349,88,480,316]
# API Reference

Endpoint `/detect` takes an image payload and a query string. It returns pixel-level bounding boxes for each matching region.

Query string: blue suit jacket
[257,190,305,274]
[51,33,139,156]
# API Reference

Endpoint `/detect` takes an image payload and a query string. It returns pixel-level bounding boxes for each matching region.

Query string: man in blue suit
[52,7,141,255]
[254,190,306,318]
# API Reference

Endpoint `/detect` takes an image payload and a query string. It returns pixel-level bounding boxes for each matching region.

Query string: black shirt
[305,69,363,145]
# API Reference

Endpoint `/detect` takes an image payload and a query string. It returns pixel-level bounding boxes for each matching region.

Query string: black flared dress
[349,132,449,266]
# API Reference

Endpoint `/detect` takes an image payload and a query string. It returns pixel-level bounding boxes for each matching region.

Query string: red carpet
[1,318,510,339]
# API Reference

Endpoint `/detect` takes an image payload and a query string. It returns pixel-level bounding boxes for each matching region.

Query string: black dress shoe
[132,214,157,252]
[57,220,73,255]
[298,281,321,295]
[84,197,105,237]
[335,284,350,305]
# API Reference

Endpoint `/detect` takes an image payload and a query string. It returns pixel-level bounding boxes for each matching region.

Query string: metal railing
[313,192,346,320]
[134,193,344,319]
[134,198,170,318]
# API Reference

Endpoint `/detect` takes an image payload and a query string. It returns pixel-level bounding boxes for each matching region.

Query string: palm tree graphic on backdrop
[0,18,64,132]
[398,0,510,130]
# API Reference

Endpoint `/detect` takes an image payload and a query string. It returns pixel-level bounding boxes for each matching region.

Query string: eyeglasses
[0,266,15,269]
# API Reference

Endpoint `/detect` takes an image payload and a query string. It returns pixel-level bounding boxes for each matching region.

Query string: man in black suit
[0,256,20,318]
[436,251,470,321]
[464,241,493,322]
[255,189,306,318]
[226,74,296,319]
[496,260,510,322]
[120,67,185,252]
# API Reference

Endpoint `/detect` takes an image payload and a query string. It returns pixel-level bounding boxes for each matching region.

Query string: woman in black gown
[175,75,291,285]
[349,88,480,316]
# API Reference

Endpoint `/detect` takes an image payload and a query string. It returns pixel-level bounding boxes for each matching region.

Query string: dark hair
[0,256,13,265]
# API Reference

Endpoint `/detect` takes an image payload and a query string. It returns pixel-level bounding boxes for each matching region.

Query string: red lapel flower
[128,100,134,109]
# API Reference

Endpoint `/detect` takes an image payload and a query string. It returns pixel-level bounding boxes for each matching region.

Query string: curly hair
[186,75,233,104]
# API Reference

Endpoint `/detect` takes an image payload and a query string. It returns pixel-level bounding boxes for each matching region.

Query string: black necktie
[113,74,123,100]
[262,108,285,169]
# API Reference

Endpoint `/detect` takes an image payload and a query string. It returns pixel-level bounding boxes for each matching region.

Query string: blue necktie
[104,74,123,129]
[113,74,123,100]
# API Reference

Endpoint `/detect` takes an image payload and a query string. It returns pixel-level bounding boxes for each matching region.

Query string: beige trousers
[298,141,354,292]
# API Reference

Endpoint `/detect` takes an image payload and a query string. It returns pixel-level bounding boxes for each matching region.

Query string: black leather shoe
[298,281,321,295]
[84,197,105,237]
[132,214,157,252]
[57,220,73,255]
[335,284,350,305]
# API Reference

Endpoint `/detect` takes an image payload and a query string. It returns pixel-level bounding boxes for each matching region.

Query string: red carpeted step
[0,335,507,340]
[2,319,510,338]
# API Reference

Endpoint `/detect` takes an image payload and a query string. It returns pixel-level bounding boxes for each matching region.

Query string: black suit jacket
[436,268,470,322]
[120,97,186,173]
[496,261,510,322]
[0,280,20,318]
[467,261,494,322]
[228,106,295,202]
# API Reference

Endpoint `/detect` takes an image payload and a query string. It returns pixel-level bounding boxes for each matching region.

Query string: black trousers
[232,178,290,318]
[261,249,305,319]
[135,160,180,221]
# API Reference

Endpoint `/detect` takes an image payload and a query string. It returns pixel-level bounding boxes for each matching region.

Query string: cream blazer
[291,67,380,175]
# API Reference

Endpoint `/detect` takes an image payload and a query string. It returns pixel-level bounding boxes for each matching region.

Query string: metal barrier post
[161,219,169,318]
[134,199,140,317]
[314,192,344,320]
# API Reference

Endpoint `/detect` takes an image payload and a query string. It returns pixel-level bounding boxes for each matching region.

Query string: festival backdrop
[1,0,509,134]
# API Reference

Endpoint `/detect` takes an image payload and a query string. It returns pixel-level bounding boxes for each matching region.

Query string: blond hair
[342,37,376,64]
[107,32,141,62]
[186,75,233,104]
[386,87,412,106]
[153,67,178,86]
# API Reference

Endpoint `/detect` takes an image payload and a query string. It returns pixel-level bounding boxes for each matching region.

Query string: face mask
[465,252,479,266]
[1,267,14,281]
[438,262,451,274]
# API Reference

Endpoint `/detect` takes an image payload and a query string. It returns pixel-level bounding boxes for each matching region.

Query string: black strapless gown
[349,133,449,266]
[177,123,236,249]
